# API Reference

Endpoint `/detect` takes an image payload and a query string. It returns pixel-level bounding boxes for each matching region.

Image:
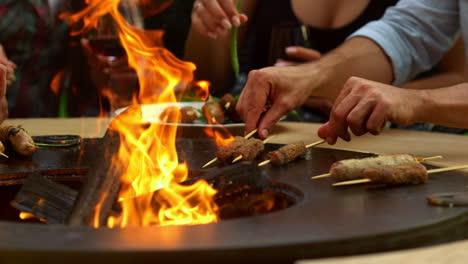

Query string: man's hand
[191,0,248,39]
[236,64,317,138]
[318,77,427,144]
[274,46,321,67]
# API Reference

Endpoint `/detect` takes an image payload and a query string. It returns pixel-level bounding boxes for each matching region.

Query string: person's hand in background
[0,44,16,123]
[274,46,321,66]
[191,0,248,39]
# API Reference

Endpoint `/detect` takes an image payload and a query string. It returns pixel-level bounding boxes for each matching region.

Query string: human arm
[236,36,394,138]
[236,0,460,138]
[403,37,468,90]
[318,78,468,144]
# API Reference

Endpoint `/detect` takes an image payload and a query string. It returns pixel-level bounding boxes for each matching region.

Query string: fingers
[346,98,377,136]
[192,4,223,38]
[257,98,295,139]
[326,92,360,144]
[192,0,246,38]
[274,59,297,67]
[0,64,7,97]
[366,102,388,135]
[218,0,242,26]
[236,70,269,136]
[285,46,322,62]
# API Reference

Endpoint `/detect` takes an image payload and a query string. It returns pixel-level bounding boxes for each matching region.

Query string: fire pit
[1,127,468,264]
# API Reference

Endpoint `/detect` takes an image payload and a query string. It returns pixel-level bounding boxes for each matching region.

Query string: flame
[62,0,218,227]
[19,212,35,220]
[194,80,210,101]
[50,71,64,95]
[204,127,234,147]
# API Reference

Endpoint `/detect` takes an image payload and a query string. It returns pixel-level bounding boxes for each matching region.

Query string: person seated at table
[186,0,468,125]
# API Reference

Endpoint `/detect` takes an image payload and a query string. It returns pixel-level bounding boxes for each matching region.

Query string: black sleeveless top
[240,0,399,72]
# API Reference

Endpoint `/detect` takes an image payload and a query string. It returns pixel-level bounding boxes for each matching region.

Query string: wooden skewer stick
[306,139,326,148]
[310,155,444,180]
[419,155,443,162]
[232,155,243,163]
[224,102,231,109]
[258,160,271,167]
[202,129,259,168]
[332,164,468,187]
[0,152,8,158]
[258,139,326,167]
[232,136,276,163]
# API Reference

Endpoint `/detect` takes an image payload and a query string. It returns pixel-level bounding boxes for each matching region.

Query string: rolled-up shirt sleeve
[349,0,460,86]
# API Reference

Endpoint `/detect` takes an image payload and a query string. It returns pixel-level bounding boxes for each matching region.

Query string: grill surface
[1,128,468,264]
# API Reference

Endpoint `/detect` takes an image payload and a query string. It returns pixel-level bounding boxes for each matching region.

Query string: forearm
[306,37,394,99]
[404,72,468,90]
[417,83,468,128]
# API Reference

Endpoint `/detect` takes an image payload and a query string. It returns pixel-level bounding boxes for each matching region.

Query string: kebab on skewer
[333,164,468,186]
[159,105,199,124]
[219,93,241,123]
[220,137,264,163]
[258,140,325,167]
[0,125,38,156]
[202,98,225,124]
[202,129,258,168]
[310,154,442,180]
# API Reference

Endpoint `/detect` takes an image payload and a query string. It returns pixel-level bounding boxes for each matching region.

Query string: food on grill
[158,105,180,123]
[158,106,199,124]
[219,93,241,123]
[232,138,264,161]
[220,93,236,111]
[0,125,38,156]
[216,136,248,162]
[216,136,264,162]
[267,141,306,166]
[330,154,419,181]
[361,163,428,185]
[180,106,198,123]
[202,100,225,124]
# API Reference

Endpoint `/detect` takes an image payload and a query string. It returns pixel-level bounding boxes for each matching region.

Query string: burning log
[11,173,78,224]
[67,107,136,227]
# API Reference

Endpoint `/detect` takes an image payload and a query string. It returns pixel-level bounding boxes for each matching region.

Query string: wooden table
[7,118,468,264]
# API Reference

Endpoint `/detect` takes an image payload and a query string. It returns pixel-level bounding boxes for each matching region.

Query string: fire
[61,0,218,227]
[194,80,210,101]
[204,127,234,147]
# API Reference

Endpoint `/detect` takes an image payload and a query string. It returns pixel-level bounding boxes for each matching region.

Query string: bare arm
[404,37,468,89]
[418,83,468,128]
[236,36,394,138]
[318,79,468,144]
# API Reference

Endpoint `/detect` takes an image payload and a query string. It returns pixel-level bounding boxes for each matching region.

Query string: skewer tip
[258,160,271,167]
[232,155,243,163]
[202,157,218,168]
[0,152,8,158]
[310,173,331,180]
[332,178,372,186]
